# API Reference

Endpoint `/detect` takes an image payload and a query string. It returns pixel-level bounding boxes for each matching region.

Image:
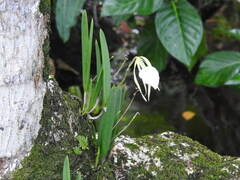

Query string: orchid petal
[139,66,160,90]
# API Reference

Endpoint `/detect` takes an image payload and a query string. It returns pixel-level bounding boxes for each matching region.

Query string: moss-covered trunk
[13,78,97,179]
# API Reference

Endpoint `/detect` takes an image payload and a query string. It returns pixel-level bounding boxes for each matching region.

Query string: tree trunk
[0,0,48,177]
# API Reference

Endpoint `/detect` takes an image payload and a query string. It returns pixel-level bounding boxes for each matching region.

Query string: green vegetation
[101,0,240,88]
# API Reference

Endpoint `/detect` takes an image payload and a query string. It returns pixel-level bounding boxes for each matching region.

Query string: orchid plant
[68,11,161,169]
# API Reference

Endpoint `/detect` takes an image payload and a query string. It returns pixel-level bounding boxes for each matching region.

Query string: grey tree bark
[0,0,47,177]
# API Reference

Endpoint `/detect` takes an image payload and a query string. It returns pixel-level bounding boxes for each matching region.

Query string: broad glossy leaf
[101,0,163,16]
[138,19,168,72]
[56,0,85,42]
[155,0,203,67]
[225,72,240,85]
[190,32,208,70]
[195,51,240,87]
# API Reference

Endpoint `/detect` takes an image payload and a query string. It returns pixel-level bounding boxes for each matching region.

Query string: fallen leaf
[182,111,196,121]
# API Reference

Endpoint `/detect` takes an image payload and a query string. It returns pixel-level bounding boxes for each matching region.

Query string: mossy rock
[109,132,240,179]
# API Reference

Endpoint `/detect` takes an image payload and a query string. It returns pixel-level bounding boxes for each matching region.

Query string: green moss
[125,143,139,150]
[13,78,96,179]
[39,0,51,82]
[39,0,51,15]
[108,132,240,179]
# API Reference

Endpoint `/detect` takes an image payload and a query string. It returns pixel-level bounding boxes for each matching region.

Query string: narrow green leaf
[95,40,102,76]
[81,11,93,92]
[63,156,71,180]
[98,87,124,157]
[155,0,203,67]
[87,19,94,82]
[195,51,240,87]
[138,18,168,72]
[89,70,103,110]
[99,30,111,104]
[82,11,89,92]
[56,0,85,42]
[101,0,163,16]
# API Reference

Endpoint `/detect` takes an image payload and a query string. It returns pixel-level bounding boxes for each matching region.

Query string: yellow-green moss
[39,0,51,15]
[39,0,51,82]
[109,132,240,179]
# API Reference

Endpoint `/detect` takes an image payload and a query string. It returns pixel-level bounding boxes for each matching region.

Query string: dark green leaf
[138,19,168,72]
[95,40,101,76]
[195,51,240,87]
[190,32,208,70]
[63,156,71,180]
[155,0,203,67]
[56,0,85,42]
[88,40,103,110]
[101,0,163,16]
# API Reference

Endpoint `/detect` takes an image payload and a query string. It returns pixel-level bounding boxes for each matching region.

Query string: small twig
[112,112,140,141]
[112,90,139,129]
[113,58,128,78]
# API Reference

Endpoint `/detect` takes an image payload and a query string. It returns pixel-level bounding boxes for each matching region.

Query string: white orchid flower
[132,56,160,101]
[139,66,160,90]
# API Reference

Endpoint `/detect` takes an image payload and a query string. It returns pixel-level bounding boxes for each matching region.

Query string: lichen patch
[158,131,174,139]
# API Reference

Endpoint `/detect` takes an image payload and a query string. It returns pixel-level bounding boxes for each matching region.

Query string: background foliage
[53,0,240,156]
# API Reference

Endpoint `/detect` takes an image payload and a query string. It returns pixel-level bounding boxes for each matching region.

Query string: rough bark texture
[0,0,48,177]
